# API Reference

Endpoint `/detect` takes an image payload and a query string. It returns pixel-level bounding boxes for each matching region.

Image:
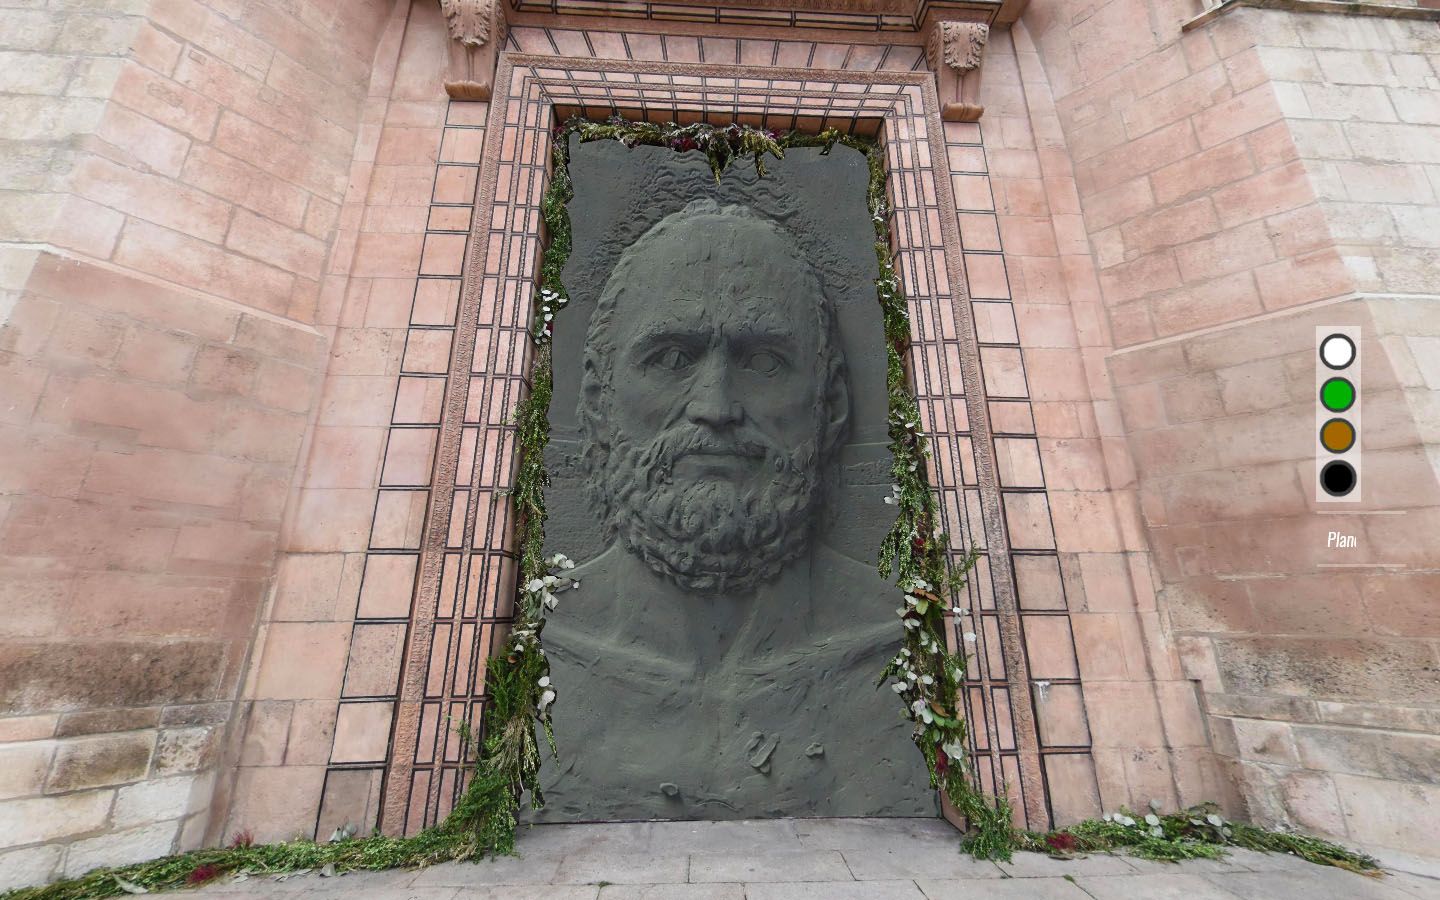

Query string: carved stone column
[440,0,506,100]
[926,21,988,123]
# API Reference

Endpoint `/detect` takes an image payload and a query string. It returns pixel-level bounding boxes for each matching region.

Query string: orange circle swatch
[1320,418,1355,453]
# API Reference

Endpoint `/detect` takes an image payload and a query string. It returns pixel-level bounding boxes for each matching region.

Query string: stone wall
[970,24,1221,821]
[3,0,1439,887]
[1023,0,1440,855]
[0,0,391,887]
[221,0,462,843]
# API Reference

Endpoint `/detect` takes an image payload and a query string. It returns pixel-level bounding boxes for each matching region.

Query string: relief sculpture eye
[743,349,785,375]
[646,346,695,372]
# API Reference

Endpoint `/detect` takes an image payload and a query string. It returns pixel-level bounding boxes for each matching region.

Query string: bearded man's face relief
[578,200,847,594]
[532,146,932,824]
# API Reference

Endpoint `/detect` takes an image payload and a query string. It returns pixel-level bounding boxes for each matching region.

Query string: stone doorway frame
[366,46,1084,835]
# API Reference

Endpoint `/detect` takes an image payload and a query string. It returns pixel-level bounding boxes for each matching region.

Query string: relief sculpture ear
[579,351,609,447]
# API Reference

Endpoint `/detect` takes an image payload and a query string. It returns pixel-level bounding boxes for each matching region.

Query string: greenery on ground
[1018,803,1380,875]
[1,118,1382,899]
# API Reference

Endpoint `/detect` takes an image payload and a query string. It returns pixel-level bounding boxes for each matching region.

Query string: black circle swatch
[1320,460,1357,497]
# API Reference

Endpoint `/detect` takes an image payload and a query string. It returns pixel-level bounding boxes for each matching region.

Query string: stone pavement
[194,818,1440,900]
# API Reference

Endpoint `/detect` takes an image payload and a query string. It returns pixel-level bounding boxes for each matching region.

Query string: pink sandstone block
[253,622,351,701]
[1212,160,1317,229]
[110,61,221,142]
[342,625,406,698]
[288,489,377,552]
[1022,615,1080,680]
[96,105,191,179]
[225,766,325,843]
[356,554,419,620]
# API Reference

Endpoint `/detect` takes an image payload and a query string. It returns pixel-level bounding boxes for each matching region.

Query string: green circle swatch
[1321,377,1355,412]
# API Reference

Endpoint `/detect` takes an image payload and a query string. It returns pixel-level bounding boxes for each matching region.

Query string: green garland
[2,118,1380,900]
[509,116,1013,854]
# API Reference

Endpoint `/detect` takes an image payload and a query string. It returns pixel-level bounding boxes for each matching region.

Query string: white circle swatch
[1320,334,1355,369]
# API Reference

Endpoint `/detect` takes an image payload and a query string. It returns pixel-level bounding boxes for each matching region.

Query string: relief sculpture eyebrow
[628,325,709,360]
[730,304,802,351]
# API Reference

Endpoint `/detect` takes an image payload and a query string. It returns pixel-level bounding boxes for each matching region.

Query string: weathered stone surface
[153,726,220,776]
[1212,637,1440,703]
[1334,773,1440,856]
[55,706,161,738]
[0,791,112,846]
[0,844,64,892]
[1293,724,1440,785]
[159,701,233,728]
[112,775,204,828]
[0,641,230,714]
[0,740,53,800]
[62,822,178,878]
[44,731,154,793]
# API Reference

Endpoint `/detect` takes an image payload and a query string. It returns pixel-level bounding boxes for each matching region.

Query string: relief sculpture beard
[531,189,929,821]
[578,200,838,596]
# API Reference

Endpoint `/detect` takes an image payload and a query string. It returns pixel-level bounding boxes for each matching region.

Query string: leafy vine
[485,115,1014,856]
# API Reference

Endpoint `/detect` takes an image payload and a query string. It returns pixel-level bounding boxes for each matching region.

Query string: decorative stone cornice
[440,0,507,100]
[441,0,503,47]
[929,20,987,71]
[926,20,988,122]
[506,0,1029,30]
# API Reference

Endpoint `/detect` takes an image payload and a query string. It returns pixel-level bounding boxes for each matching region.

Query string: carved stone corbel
[440,0,506,101]
[926,21,988,123]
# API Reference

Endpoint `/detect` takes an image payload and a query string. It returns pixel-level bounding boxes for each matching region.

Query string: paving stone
[512,823,636,858]
[405,888,596,900]
[553,851,689,884]
[1206,869,1424,900]
[1116,853,1253,874]
[193,893,339,900]
[1074,872,1249,899]
[794,818,959,853]
[300,890,464,900]
[646,819,804,853]
[746,880,927,900]
[689,849,851,882]
[599,884,745,899]
[407,854,564,885]
[993,851,1138,877]
[915,877,1092,898]
[198,871,358,895]
[841,847,1005,880]
[1385,871,1440,900]
[516,822,648,855]
[1219,848,1326,873]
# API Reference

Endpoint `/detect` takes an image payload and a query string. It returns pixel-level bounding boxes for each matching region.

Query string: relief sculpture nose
[684,357,744,428]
